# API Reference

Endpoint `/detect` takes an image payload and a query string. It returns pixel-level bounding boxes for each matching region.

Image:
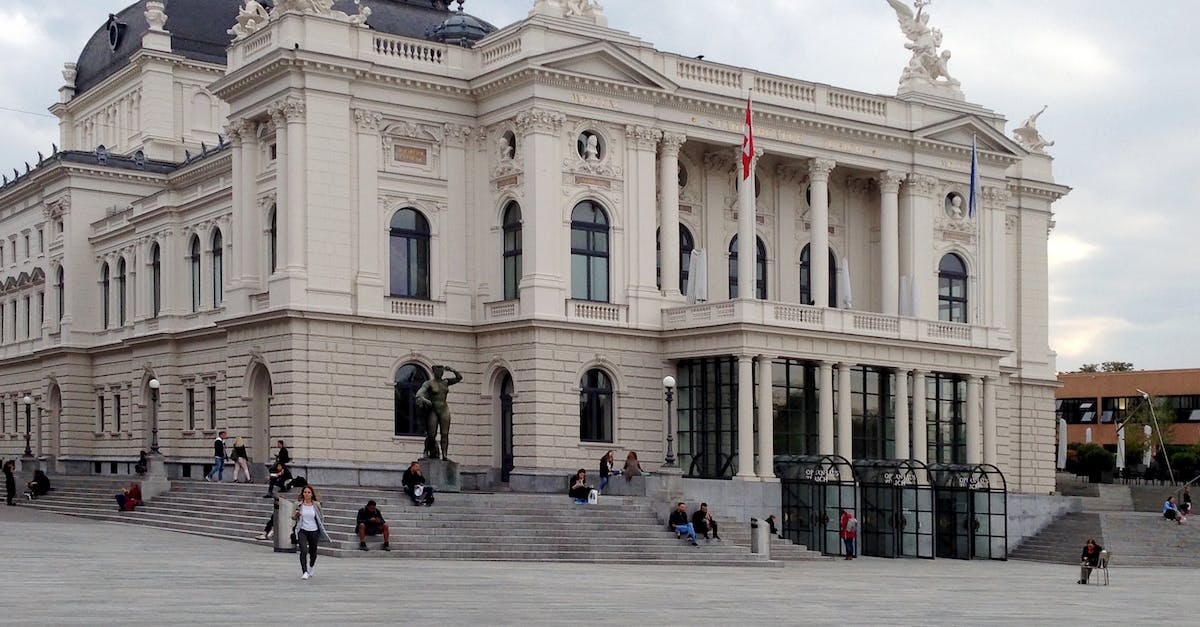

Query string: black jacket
[357,507,386,527]
[276,447,291,466]
[1081,543,1103,566]
[28,473,50,496]
[3,467,14,495]
[669,509,689,528]
[691,510,712,530]
[212,437,226,458]
[599,457,612,478]
[402,469,426,489]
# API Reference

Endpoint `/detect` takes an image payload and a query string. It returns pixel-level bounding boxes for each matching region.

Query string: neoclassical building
[0,0,1067,503]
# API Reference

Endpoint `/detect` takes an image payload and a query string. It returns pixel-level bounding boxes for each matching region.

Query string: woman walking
[293,484,330,580]
[231,437,252,483]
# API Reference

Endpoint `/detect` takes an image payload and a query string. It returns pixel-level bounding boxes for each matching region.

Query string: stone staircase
[1099,512,1200,567]
[1008,512,1103,564]
[23,477,782,567]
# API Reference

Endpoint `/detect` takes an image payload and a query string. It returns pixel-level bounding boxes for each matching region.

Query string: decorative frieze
[514,108,566,137]
[903,173,939,196]
[808,158,836,182]
[878,170,903,194]
[443,123,472,148]
[353,109,383,133]
[624,125,661,151]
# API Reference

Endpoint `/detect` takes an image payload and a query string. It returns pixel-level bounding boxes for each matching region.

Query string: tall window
[926,373,966,464]
[0,303,5,341]
[727,235,767,299]
[501,201,522,300]
[56,266,64,321]
[268,207,277,274]
[938,253,968,323]
[211,229,223,305]
[773,359,821,457]
[207,384,217,430]
[850,366,895,460]
[189,236,201,312]
[22,295,30,338]
[36,227,43,253]
[100,263,110,328]
[151,243,161,317]
[677,357,739,478]
[185,388,196,431]
[394,364,430,436]
[656,224,695,294]
[97,395,106,432]
[389,208,431,299]
[570,201,610,302]
[579,368,614,442]
[114,394,122,432]
[799,244,838,306]
[37,291,43,325]
[116,258,127,326]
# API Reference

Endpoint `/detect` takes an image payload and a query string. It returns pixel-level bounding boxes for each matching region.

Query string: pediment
[916,116,1025,157]
[531,42,676,91]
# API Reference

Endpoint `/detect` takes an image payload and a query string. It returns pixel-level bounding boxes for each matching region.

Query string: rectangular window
[97,395,106,432]
[37,227,44,253]
[114,394,122,432]
[23,234,29,260]
[850,366,896,460]
[23,295,30,338]
[1,402,6,433]
[37,291,43,324]
[207,385,217,430]
[0,303,5,341]
[676,356,741,479]
[772,359,820,457]
[186,388,196,431]
[926,373,966,464]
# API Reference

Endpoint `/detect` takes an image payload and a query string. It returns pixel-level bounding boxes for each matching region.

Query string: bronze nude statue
[415,365,462,460]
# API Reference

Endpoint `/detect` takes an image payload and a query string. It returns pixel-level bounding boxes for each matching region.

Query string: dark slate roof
[0,143,231,191]
[73,1,494,97]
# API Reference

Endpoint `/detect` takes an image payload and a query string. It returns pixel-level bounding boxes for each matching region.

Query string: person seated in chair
[115,483,143,511]
[355,500,391,551]
[692,502,721,540]
[24,469,50,500]
[402,461,435,506]
[669,502,699,546]
[1078,538,1104,584]
[568,468,591,503]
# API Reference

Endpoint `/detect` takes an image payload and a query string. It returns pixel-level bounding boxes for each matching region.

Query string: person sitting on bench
[355,500,391,551]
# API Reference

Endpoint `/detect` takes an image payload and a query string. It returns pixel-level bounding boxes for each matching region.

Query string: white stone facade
[0,2,1067,495]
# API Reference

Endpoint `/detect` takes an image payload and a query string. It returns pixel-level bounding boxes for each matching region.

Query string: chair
[1088,550,1111,586]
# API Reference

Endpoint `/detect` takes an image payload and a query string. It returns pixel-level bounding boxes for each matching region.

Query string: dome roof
[428,1,496,47]
[73,0,487,97]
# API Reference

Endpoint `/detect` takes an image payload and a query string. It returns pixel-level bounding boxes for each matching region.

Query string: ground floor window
[676,356,739,478]
[394,364,430,436]
[772,359,819,457]
[851,366,895,460]
[927,373,966,464]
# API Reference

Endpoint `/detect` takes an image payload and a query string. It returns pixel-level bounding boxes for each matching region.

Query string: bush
[1075,443,1115,477]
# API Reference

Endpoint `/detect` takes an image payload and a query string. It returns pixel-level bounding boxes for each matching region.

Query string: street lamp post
[148,378,160,454]
[663,375,676,467]
[22,394,33,457]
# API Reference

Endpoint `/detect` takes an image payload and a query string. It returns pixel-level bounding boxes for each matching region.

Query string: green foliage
[1076,361,1135,373]
[1124,397,1176,446]
[1074,443,1115,476]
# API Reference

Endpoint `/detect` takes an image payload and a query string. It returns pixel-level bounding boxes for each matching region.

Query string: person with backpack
[839,509,858,560]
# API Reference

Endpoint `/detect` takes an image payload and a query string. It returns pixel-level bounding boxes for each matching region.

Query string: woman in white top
[292,485,330,579]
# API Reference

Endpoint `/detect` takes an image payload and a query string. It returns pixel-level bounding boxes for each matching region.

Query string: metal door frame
[775,454,855,556]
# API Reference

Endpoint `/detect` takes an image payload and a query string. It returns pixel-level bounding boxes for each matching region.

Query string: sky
[0,0,1196,372]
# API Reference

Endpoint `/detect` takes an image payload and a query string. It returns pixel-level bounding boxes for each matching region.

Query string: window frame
[657,224,695,294]
[727,235,767,299]
[394,363,430,436]
[937,253,968,323]
[501,201,522,301]
[211,229,223,306]
[150,243,161,317]
[569,201,611,302]
[579,368,615,443]
[101,262,111,329]
[799,244,838,307]
[388,208,432,300]
[189,235,202,312]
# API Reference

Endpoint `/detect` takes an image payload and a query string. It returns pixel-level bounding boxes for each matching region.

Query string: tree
[1121,397,1175,469]
[1076,361,1134,373]
[1078,364,1098,373]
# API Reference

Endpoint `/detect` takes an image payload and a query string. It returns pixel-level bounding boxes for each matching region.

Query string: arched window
[268,206,277,274]
[150,243,161,317]
[656,224,695,294]
[502,202,522,301]
[389,208,431,300]
[55,266,64,322]
[394,363,430,436]
[727,235,767,299]
[579,368,614,442]
[100,262,110,329]
[211,228,223,305]
[499,372,515,482]
[799,244,838,307]
[116,258,127,326]
[570,201,610,302]
[938,253,968,323]
[189,235,201,312]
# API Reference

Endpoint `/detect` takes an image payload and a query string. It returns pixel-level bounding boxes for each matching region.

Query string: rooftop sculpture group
[229,0,371,40]
[887,0,962,99]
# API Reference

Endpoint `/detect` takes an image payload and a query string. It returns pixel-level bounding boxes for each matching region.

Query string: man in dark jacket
[24,469,50,500]
[3,460,15,506]
[275,440,291,466]
[402,461,435,506]
[355,500,391,551]
[669,502,699,546]
[692,502,721,540]
[204,431,227,482]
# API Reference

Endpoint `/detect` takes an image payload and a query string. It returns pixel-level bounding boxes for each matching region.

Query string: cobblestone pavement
[0,505,1194,626]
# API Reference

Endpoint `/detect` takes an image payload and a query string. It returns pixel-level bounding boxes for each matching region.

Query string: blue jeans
[207,457,224,480]
[599,476,610,492]
[844,537,856,557]
[674,523,696,543]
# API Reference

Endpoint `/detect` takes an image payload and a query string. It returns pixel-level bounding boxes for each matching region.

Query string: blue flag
[968,135,979,218]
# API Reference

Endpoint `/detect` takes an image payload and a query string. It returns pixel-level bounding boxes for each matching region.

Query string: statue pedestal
[419,458,461,493]
[141,454,172,502]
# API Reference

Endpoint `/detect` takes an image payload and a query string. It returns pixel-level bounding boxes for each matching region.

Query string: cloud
[1052,316,1134,365]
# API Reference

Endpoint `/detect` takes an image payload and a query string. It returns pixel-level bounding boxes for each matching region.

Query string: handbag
[414,485,424,498]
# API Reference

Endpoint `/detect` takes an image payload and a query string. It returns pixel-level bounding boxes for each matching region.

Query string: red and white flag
[742,94,754,180]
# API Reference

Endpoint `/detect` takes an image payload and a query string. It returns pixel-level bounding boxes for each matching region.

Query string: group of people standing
[203,431,261,484]
[3,460,51,505]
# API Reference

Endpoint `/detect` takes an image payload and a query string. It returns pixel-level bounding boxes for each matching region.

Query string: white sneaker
[301,572,310,580]
[308,564,314,577]
[254,533,268,540]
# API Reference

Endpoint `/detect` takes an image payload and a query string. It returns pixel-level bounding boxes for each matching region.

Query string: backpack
[847,516,859,533]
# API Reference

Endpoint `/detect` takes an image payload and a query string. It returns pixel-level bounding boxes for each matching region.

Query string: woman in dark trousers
[568,469,591,502]
[24,470,50,500]
[1078,538,1104,584]
[3,460,15,506]
[292,484,329,580]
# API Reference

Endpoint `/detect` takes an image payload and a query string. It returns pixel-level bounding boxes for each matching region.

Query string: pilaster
[515,108,567,319]
[809,158,835,307]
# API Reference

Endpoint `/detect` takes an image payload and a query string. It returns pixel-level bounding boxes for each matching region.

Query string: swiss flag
[742,95,754,180]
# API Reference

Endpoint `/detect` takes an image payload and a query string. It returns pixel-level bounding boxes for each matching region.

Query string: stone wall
[1007,493,1081,552]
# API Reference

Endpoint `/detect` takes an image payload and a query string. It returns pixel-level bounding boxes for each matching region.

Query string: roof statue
[1012,105,1055,154]
[272,0,336,15]
[886,0,963,100]
[530,0,607,26]
[229,0,269,40]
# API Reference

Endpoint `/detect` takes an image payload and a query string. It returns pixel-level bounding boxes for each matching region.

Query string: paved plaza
[0,506,1194,626]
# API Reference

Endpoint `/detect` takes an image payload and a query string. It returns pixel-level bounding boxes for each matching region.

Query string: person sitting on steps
[402,461,435,506]
[1163,495,1185,524]
[355,500,391,551]
[692,502,721,541]
[115,482,143,511]
[669,502,700,546]
[568,469,592,504]
[262,462,293,498]
[24,469,50,500]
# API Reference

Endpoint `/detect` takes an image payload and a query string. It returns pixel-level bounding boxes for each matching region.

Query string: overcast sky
[0,0,1195,372]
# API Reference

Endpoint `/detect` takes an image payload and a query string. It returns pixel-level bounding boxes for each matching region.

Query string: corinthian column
[879,171,902,315]
[809,158,835,307]
[282,98,307,274]
[736,147,761,299]
[659,132,685,297]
